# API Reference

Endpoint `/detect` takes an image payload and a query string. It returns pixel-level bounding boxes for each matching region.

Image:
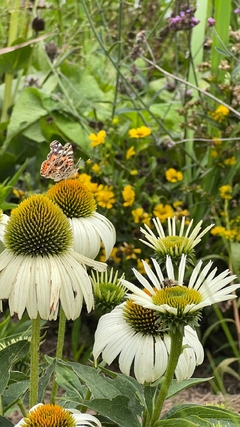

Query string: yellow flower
[92,163,101,174]
[89,130,106,147]
[212,137,222,146]
[129,126,151,139]
[153,204,174,222]
[126,146,136,160]
[165,168,183,183]
[219,185,232,200]
[96,185,116,209]
[173,201,183,208]
[112,117,119,125]
[210,105,229,122]
[120,242,141,260]
[131,207,151,226]
[224,157,236,166]
[78,173,99,194]
[211,226,226,236]
[130,169,138,175]
[211,149,219,158]
[122,185,135,207]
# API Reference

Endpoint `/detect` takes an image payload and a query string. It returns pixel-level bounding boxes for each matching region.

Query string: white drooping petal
[70,212,116,260]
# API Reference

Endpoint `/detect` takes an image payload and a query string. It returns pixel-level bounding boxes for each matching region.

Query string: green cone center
[152,285,202,312]
[4,195,72,257]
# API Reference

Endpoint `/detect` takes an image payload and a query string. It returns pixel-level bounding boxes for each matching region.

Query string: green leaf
[0,416,13,427]
[5,88,47,143]
[0,37,32,73]
[166,377,212,399]
[86,396,141,427]
[0,340,30,396]
[155,418,200,426]
[162,404,240,425]
[2,380,29,413]
[55,362,86,399]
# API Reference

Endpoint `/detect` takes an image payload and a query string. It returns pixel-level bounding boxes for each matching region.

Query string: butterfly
[40,140,79,182]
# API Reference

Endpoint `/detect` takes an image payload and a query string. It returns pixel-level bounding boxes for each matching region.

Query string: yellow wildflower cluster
[153,204,174,222]
[78,173,115,209]
[224,157,236,166]
[211,226,240,241]
[210,105,229,122]
[131,207,151,226]
[122,185,135,207]
[219,185,232,200]
[165,168,183,183]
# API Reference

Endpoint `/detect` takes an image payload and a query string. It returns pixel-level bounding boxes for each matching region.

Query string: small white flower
[93,301,204,384]
[15,403,102,426]
[140,216,214,261]
[121,255,239,315]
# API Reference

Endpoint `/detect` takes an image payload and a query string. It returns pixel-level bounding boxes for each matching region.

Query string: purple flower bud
[191,17,200,26]
[234,8,240,14]
[208,17,216,27]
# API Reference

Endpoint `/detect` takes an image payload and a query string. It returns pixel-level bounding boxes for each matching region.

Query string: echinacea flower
[121,256,239,326]
[0,195,106,320]
[140,216,214,265]
[93,300,204,384]
[15,403,102,427]
[46,180,116,260]
[91,268,126,313]
[0,209,9,242]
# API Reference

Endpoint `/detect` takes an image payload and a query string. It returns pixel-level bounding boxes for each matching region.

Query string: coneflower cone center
[161,236,188,250]
[123,299,159,335]
[4,195,72,257]
[46,180,96,218]
[21,404,76,427]
[152,285,202,312]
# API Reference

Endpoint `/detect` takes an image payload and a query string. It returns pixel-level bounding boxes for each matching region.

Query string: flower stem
[149,329,184,426]
[50,305,67,404]
[30,315,41,407]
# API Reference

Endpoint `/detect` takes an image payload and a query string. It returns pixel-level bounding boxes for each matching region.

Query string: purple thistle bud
[234,8,240,14]
[208,17,216,27]
[191,17,200,26]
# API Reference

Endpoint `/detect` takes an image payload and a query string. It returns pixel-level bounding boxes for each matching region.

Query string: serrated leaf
[0,340,30,396]
[55,362,85,399]
[2,380,29,413]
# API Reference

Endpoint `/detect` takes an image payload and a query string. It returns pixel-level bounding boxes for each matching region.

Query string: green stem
[112,0,123,120]
[149,329,184,426]
[30,316,41,407]
[50,305,67,404]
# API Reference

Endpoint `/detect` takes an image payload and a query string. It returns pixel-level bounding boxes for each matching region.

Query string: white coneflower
[15,403,102,427]
[140,216,214,264]
[121,256,239,325]
[46,180,116,260]
[0,195,106,320]
[93,301,203,384]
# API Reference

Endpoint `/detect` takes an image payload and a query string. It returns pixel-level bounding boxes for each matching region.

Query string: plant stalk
[29,315,41,407]
[50,305,67,404]
[148,329,184,426]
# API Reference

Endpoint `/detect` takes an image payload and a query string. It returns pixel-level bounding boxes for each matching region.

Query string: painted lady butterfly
[40,140,79,182]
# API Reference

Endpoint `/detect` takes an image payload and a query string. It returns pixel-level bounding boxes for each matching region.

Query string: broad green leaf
[166,377,212,399]
[0,38,32,73]
[38,362,56,402]
[162,404,240,425]
[55,362,86,399]
[6,88,47,143]
[0,340,30,396]
[0,416,13,427]
[2,380,29,413]
[86,396,141,427]
[155,418,200,426]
